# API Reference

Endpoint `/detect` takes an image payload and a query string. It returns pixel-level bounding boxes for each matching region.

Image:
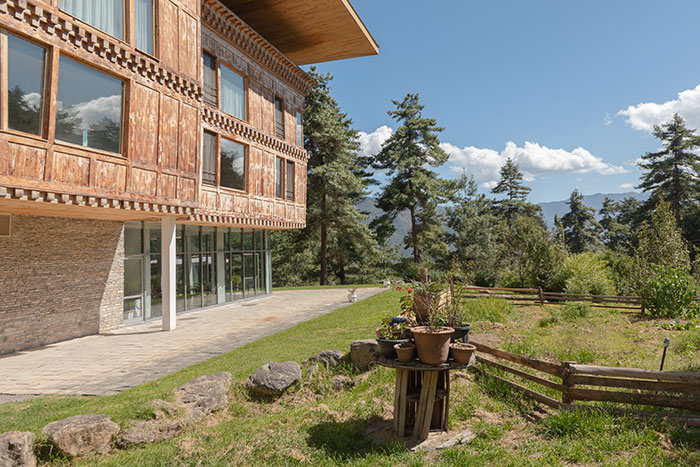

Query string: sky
[309,0,700,203]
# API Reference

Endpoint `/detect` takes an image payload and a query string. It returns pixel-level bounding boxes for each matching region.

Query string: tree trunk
[320,191,328,285]
[409,205,419,264]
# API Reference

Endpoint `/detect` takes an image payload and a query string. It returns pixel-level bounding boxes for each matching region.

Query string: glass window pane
[220,64,245,120]
[55,55,123,153]
[202,227,215,251]
[202,252,217,306]
[60,0,124,40]
[148,223,161,253]
[176,225,184,253]
[124,222,143,254]
[220,138,245,191]
[186,226,200,252]
[243,231,253,251]
[254,230,263,250]
[231,253,243,300]
[149,254,162,318]
[202,52,217,106]
[135,0,153,55]
[244,253,255,296]
[275,97,284,138]
[124,257,143,297]
[202,131,217,185]
[123,297,142,320]
[7,34,45,136]
[187,253,202,309]
[286,161,295,201]
[176,254,185,311]
[276,157,283,198]
[230,229,242,251]
[296,111,303,147]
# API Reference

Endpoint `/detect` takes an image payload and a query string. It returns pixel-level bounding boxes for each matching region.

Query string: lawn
[1,291,699,466]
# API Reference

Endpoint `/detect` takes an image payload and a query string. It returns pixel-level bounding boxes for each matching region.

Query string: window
[202,131,216,185]
[202,52,217,106]
[220,138,246,191]
[285,160,295,201]
[274,97,284,139]
[296,111,303,147]
[275,157,284,198]
[59,0,124,40]
[4,33,46,137]
[220,64,245,120]
[135,0,154,55]
[55,56,123,153]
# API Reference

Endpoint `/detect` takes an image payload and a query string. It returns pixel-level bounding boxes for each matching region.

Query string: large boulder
[42,414,119,457]
[247,361,301,397]
[350,339,379,371]
[174,372,231,423]
[0,431,36,467]
[303,350,345,369]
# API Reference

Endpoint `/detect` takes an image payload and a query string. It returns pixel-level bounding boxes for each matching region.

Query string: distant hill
[538,191,648,227]
[357,191,649,254]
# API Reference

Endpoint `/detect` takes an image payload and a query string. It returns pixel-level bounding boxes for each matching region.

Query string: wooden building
[0,0,377,354]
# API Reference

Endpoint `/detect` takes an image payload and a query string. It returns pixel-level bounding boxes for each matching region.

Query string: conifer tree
[599,197,635,252]
[561,189,602,253]
[371,93,454,265]
[491,158,541,222]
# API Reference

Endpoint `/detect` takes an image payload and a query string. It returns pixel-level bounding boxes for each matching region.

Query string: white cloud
[57,94,122,131]
[604,112,612,126]
[619,182,635,190]
[618,84,700,132]
[358,125,393,156]
[22,92,41,110]
[443,141,627,186]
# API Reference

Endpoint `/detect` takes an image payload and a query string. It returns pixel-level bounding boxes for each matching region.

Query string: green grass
[272,283,382,291]
[1,291,699,466]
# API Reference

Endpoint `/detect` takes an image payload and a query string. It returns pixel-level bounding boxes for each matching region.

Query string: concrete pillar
[216,228,226,304]
[161,216,177,331]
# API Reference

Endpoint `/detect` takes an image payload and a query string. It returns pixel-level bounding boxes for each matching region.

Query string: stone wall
[0,214,124,355]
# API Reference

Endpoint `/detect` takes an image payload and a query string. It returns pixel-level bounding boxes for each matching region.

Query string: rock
[42,414,119,458]
[303,350,345,368]
[0,431,36,467]
[247,361,301,397]
[118,419,183,447]
[331,375,354,391]
[151,399,179,420]
[436,429,477,449]
[350,339,379,371]
[174,372,231,423]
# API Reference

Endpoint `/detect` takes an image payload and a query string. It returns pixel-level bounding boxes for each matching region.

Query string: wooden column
[161,216,177,331]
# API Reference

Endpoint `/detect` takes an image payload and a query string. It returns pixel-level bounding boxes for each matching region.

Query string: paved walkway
[0,288,383,400]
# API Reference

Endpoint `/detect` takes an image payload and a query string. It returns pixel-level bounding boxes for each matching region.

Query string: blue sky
[309,0,700,203]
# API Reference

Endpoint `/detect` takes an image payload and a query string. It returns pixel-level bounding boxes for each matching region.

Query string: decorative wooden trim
[0,0,201,101]
[201,0,315,96]
[186,212,305,230]
[202,106,308,162]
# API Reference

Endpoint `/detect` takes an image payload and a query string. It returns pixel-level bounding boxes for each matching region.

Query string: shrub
[563,252,615,296]
[640,266,698,318]
[562,302,592,320]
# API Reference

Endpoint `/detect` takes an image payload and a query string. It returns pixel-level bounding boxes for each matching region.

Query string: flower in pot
[375,315,410,359]
[449,342,476,364]
[409,272,454,365]
[394,341,416,363]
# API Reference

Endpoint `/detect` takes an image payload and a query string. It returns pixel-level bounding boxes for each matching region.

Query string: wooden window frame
[295,109,304,148]
[202,49,219,107]
[274,96,285,140]
[202,129,217,186]
[52,51,129,158]
[275,156,284,199]
[219,59,248,122]
[285,159,295,201]
[219,135,248,193]
[59,0,129,46]
[130,0,159,60]
[0,30,53,141]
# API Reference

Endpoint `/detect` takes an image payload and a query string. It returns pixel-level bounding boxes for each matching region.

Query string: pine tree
[599,197,636,252]
[552,214,567,249]
[638,114,700,221]
[561,189,602,253]
[491,158,541,222]
[303,67,378,285]
[371,93,454,265]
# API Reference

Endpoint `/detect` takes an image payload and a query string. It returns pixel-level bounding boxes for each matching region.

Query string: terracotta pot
[376,338,409,359]
[450,343,476,364]
[410,326,454,365]
[394,342,416,363]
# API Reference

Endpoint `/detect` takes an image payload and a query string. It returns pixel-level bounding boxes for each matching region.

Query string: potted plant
[375,315,409,359]
[411,272,446,324]
[409,273,454,365]
[444,278,471,343]
[449,342,476,364]
[394,341,416,363]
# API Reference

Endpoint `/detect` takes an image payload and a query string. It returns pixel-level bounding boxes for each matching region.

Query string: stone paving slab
[0,288,385,401]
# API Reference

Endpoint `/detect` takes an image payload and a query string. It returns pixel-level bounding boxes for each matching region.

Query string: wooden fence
[456,286,645,312]
[472,340,700,426]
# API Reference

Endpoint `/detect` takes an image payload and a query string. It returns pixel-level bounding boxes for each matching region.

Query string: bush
[640,266,698,318]
[563,253,615,296]
[563,302,591,320]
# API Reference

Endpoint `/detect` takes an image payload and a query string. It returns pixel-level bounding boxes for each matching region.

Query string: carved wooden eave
[201,0,316,96]
[202,107,309,162]
[0,0,202,102]
[185,213,305,229]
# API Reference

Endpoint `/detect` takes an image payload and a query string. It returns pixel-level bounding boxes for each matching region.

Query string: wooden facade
[0,0,367,230]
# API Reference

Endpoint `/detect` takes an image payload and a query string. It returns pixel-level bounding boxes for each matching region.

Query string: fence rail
[470,340,700,426]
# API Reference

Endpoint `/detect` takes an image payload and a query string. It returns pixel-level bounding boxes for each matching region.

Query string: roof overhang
[220,0,379,65]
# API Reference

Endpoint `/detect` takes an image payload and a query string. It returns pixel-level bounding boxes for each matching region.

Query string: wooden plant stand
[377,357,473,441]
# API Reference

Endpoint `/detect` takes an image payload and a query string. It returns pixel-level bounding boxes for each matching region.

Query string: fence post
[561,361,576,405]
[538,287,544,307]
